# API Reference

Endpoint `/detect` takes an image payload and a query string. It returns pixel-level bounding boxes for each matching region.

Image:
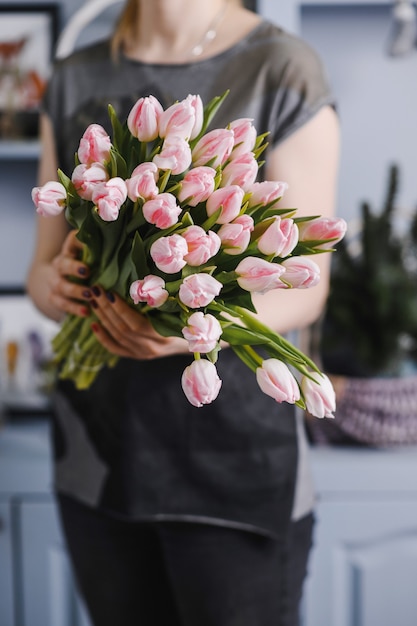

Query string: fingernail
[91,323,99,333]
[82,289,92,299]
[105,291,115,303]
[92,285,101,297]
[78,267,87,276]
[80,306,90,317]
[91,299,98,309]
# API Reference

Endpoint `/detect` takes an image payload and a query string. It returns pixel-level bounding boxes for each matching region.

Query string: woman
[27,1,340,625]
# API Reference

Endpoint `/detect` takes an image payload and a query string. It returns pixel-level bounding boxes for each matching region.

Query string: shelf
[0,140,40,161]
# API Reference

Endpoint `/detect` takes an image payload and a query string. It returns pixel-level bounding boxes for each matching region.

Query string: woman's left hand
[89,287,188,360]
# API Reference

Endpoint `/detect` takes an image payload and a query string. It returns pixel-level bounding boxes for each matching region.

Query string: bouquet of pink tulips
[32,92,346,417]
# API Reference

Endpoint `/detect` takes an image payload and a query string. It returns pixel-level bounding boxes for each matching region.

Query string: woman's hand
[89,287,189,360]
[47,230,92,319]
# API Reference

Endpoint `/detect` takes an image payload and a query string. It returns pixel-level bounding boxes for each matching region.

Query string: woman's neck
[123,0,261,64]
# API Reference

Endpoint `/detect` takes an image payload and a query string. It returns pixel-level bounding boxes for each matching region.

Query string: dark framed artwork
[0,4,59,140]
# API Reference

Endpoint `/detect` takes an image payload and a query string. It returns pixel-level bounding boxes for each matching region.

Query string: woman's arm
[253,105,340,334]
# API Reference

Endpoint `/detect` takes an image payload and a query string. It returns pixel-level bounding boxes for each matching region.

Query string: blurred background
[1,2,417,626]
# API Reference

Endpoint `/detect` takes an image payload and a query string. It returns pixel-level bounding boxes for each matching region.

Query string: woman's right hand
[46,230,92,319]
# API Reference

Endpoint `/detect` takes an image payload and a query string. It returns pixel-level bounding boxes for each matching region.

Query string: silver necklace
[191,1,229,57]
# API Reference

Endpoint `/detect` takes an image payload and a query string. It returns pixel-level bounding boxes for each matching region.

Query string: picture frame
[0,3,59,140]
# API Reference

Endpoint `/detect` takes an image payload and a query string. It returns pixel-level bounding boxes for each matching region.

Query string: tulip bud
[127,95,164,141]
[206,185,245,224]
[280,257,320,289]
[192,128,234,168]
[179,273,222,308]
[181,359,222,407]
[143,193,182,229]
[72,162,109,200]
[220,152,258,190]
[159,98,196,140]
[150,234,188,274]
[92,177,127,222]
[256,359,300,404]
[126,162,159,201]
[229,118,257,157]
[182,311,223,353]
[257,217,299,258]
[235,257,286,293]
[218,214,254,255]
[301,372,336,418]
[182,226,221,266]
[129,275,168,308]
[247,180,289,207]
[32,181,67,217]
[153,135,192,175]
[77,124,112,165]
[177,166,216,207]
[298,217,347,249]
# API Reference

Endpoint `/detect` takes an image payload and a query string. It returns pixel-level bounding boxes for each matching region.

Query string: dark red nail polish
[91,299,98,309]
[92,285,101,296]
[80,306,90,317]
[82,289,92,299]
[91,323,99,333]
[78,267,87,276]
[105,291,115,303]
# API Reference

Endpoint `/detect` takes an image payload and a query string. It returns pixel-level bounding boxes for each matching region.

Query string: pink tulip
[247,180,289,207]
[129,275,168,308]
[297,217,347,249]
[301,372,336,418]
[142,193,182,229]
[218,214,254,255]
[229,118,256,157]
[192,128,234,168]
[206,185,245,224]
[150,234,188,274]
[179,273,222,308]
[181,359,222,407]
[280,257,320,289]
[177,166,216,206]
[153,135,192,175]
[126,162,159,201]
[92,177,128,222]
[257,217,299,257]
[182,311,222,353]
[159,94,203,140]
[235,257,286,293]
[220,153,258,190]
[183,226,221,266]
[32,181,67,217]
[127,95,164,141]
[256,359,300,404]
[77,124,112,165]
[72,162,109,200]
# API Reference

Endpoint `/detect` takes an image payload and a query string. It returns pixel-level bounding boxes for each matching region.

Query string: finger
[52,254,90,280]
[90,322,133,358]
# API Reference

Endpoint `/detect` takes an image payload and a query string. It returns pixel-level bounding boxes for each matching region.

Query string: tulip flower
[177,166,216,206]
[247,180,289,207]
[92,177,128,222]
[32,181,67,217]
[127,95,164,141]
[129,275,168,308]
[298,217,347,249]
[280,257,320,289]
[153,135,192,175]
[77,124,112,165]
[181,359,222,407]
[256,359,301,404]
[72,162,109,200]
[257,217,299,257]
[192,128,234,168]
[126,162,159,201]
[235,257,286,293]
[206,185,245,224]
[182,311,223,353]
[179,273,222,308]
[218,214,254,255]
[229,118,257,157]
[220,152,258,190]
[159,94,203,140]
[186,94,204,139]
[301,372,336,418]
[150,234,188,274]
[182,226,221,266]
[142,193,182,229]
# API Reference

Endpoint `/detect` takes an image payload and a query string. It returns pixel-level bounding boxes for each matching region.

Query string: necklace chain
[191,1,229,57]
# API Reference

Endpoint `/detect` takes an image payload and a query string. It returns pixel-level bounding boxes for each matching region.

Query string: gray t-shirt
[45,19,334,536]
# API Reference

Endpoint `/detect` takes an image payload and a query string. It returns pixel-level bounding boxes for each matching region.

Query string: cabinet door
[0,502,14,626]
[18,500,91,626]
[303,500,417,626]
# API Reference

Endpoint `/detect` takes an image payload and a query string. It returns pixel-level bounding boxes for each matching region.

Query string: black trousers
[57,493,314,626]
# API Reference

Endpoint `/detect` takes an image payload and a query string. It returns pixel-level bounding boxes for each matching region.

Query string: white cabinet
[303,446,417,626]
